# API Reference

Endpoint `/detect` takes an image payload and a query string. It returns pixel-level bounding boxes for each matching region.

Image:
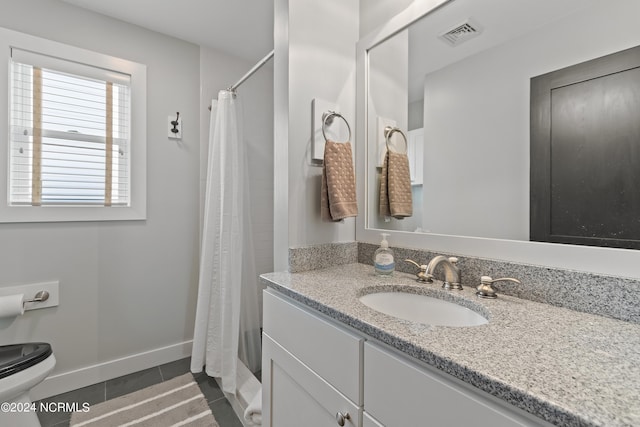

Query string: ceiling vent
[439,18,483,47]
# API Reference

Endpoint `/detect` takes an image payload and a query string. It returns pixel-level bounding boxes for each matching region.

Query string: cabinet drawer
[263,334,361,427]
[364,342,548,427]
[263,289,363,403]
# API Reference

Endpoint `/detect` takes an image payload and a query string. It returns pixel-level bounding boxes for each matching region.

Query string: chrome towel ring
[384,126,408,154]
[322,111,352,143]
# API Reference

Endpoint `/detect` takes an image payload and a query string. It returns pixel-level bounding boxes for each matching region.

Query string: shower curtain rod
[229,49,274,92]
[208,49,275,110]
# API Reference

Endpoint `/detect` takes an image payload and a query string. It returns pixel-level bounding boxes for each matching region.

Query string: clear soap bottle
[374,233,395,276]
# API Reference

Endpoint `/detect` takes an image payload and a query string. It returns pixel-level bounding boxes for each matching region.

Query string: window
[10,49,131,207]
[0,27,146,222]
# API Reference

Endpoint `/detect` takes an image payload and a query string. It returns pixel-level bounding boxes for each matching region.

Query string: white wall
[422,0,640,241]
[200,47,274,322]
[408,100,424,131]
[359,0,415,37]
[274,0,359,269]
[0,0,200,398]
[367,30,412,231]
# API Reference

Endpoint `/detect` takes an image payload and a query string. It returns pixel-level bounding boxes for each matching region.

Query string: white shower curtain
[191,90,262,394]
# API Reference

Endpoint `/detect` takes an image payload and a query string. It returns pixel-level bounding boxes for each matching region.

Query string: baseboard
[30,340,193,401]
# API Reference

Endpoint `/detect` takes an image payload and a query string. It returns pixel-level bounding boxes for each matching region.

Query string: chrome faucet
[425,256,462,290]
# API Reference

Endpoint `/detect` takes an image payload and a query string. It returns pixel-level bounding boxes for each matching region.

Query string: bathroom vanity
[260,263,640,427]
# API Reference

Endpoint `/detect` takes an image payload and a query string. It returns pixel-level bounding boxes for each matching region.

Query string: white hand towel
[243,388,262,425]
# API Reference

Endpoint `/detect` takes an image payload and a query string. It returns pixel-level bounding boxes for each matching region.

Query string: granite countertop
[260,263,640,427]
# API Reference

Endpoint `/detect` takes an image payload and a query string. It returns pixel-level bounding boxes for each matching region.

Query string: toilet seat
[0,343,53,380]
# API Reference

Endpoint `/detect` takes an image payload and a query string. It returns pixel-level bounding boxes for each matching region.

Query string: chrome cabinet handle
[336,411,350,426]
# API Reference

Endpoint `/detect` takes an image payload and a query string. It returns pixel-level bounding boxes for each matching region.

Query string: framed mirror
[355,0,640,278]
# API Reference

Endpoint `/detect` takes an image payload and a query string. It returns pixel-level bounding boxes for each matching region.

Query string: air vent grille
[439,18,483,46]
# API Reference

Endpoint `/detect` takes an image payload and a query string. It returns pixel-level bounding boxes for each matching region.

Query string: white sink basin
[359,292,488,327]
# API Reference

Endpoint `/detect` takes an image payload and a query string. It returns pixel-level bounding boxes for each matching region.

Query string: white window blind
[9,48,131,206]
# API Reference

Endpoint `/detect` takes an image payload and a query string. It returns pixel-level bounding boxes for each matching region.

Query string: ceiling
[397,0,600,102]
[60,0,274,62]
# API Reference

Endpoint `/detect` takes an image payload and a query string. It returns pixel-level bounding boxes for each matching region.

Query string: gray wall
[0,0,200,398]
[359,0,415,37]
[367,30,411,231]
[274,0,360,270]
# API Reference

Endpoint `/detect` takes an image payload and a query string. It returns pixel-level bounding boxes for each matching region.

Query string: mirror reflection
[365,0,640,245]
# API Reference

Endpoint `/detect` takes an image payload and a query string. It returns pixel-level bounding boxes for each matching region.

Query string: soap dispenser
[374,233,395,276]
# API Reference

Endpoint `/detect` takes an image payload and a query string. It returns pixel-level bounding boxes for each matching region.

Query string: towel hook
[322,111,352,143]
[384,126,408,154]
[170,112,180,135]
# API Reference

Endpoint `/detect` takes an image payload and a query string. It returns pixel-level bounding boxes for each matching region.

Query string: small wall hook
[171,112,180,134]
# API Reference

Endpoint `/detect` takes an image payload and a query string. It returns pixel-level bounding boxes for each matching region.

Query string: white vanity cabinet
[262,290,363,427]
[263,289,550,427]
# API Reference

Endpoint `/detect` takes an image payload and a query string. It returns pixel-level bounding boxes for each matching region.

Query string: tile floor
[36,358,243,427]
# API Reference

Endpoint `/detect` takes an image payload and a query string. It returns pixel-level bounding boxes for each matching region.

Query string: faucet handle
[448,257,460,272]
[476,276,521,299]
[404,259,432,282]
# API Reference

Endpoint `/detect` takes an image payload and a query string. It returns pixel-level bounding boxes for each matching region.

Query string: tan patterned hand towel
[321,140,358,221]
[379,150,413,218]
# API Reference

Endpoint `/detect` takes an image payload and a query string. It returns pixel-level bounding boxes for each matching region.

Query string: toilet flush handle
[23,290,50,307]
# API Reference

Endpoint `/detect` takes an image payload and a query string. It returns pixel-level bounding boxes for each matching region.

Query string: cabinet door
[263,334,361,427]
[263,289,363,404]
[363,412,385,427]
[364,342,550,427]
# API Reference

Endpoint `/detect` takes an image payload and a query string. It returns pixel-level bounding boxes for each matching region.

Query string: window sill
[0,204,146,223]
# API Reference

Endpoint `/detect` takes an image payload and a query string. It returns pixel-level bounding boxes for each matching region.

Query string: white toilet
[0,343,56,427]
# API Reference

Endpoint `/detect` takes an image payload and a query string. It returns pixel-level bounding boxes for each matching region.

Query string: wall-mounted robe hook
[171,112,180,134]
[168,112,182,139]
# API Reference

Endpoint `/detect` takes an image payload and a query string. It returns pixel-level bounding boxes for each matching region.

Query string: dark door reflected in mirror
[531,45,640,249]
